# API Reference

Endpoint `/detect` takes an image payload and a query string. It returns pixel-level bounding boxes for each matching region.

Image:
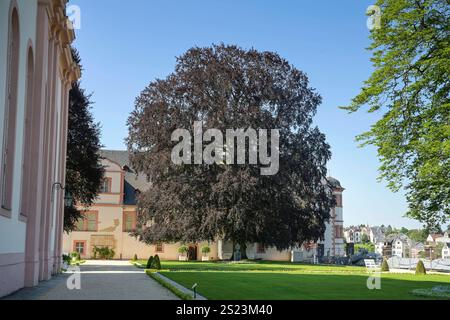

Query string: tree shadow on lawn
[160,271,450,300]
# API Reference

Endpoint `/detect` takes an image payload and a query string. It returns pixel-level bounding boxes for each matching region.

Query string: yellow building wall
[62,204,220,261]
[254,247,292,261]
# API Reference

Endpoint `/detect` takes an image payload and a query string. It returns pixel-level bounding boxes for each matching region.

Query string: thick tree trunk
[240,243,248,260]
[229,241,236,261]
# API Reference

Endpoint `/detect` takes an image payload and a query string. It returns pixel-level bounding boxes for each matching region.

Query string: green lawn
[136,260,366,273]
[160,270,450,300]
[135,260,450,300]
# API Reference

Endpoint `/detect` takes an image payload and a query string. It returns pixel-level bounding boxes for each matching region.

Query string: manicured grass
[146,270,193,300]
[135,260,366,273]
[160,271,450,300]
[133,260,450,299]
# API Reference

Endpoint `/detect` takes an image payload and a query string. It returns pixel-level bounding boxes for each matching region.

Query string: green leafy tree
[201,246,211,256]
[423,223,443,235]
[342,0,450,226]
[64,48,104,232]
[385,225,393,235]
[435,242,445,258]
[355,243,375,253]
[407,229,427,243]
[178,246,189,255]
[361,234,370,243]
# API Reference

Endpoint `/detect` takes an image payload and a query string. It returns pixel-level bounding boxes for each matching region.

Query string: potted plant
[201,246,211,261]
[178,245,189,261]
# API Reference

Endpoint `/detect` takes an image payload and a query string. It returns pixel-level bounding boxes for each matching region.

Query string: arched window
[1,7,20,212]
[20,46,34,217]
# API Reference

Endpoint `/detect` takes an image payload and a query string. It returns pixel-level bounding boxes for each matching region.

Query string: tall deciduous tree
[127,44,335,252]
[64,49,104,232]
[343,0,449,226]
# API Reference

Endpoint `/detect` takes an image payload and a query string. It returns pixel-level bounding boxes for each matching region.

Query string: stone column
[53,81,69,273]
[24,0,49,287]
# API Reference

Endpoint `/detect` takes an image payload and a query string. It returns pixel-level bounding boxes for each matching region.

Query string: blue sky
[71,0,421,229]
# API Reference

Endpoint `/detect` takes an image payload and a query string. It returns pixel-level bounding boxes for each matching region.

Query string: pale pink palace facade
[0,0,79,297]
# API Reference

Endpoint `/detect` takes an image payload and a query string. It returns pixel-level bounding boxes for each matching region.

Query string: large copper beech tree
[127,44,335,253]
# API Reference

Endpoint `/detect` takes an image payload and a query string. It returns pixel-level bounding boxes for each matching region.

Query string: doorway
[188,245,198,261]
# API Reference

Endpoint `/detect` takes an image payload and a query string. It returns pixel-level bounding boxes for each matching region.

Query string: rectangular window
[86,212,97,231]
[75,211,98,232]
[256,243,266,254]
[100,177,111,193]
[74,241,86,255]
[75,218,84,231]
[1,10,20,213]
[335,194,342,207]
[155,243,164,253]
[123,211,136,232]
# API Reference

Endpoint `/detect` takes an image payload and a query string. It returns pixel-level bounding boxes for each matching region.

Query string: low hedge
[381,258,390,272]
[146,270,193,300]
[146,256,154,269]
[415,260,426,275]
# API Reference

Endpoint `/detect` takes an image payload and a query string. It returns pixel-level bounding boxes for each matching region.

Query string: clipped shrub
[71,252,81,261]
[62,254,71,265]
[146,256,154,269]
[93,246,115,260]
[416,260,426,275]
[152,254,162,270]
[201,246,211,256]
[133,254,138,261]
[178,245,188,255]
[381,258,390,272]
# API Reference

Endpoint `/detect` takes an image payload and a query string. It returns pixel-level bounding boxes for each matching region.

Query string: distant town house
[369,226,386,244]
[410,242,425,259]
[427,233,444,245]
[442,243,450,259]
[391,236,411,258]
[344,225,371,244]
[425,232,450,259]
[376,233,411,258]
[435,232,450,244]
